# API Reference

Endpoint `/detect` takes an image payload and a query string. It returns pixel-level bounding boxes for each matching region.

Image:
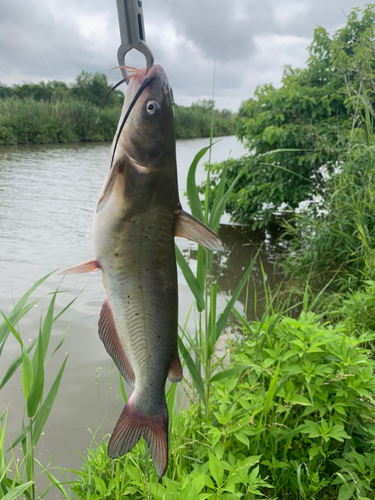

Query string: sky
[0,0,372,111]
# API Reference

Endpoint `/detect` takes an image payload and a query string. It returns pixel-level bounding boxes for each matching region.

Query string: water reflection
[182,222,285,320]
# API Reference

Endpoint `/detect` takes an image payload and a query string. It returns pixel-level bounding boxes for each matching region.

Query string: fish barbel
[61,64,222,477]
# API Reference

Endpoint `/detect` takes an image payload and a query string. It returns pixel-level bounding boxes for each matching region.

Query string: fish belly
[101,209,178,415]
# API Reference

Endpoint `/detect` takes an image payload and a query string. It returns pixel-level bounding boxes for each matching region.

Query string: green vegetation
[0,273,75,500]
[283,106,375,304]
[0,73,235,145]
[174,100,235,139]
[4,6,375,499]
[71,308,375,500]
[204,5,375,227]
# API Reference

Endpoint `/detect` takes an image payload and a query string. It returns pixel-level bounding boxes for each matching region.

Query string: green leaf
[248,465,260,486]
[175,245,205,311]
[337,481,356,500]
[186,146,212,222]
[51,327,69,356]
[328,424,350,442]
[209,453,224,488]
[34,459,70,500]
[290,395,312,406]
[22,348,34,401]
[208,163,248,232]
[27,330,44,418]
[52,293,79,324]
[0,338,37,390]
[235,432,249,447]
[209,163,228,232]
[1,481,34,500]
[6,425,30,453]
[32,355,68,446]
[0,408,8,455]
[40,291,57,361]
[210,365,248,383]
[0,271,55,345]
[264,363,280,415]
[178,335,206,406]
[0,312,23,347]
[119,372,128,404]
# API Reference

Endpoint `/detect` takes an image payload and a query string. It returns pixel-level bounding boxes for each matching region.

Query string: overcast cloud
[0,0,372,110]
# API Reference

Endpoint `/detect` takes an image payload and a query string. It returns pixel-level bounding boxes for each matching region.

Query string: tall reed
[175,116,261,418]
[0,272,75,500]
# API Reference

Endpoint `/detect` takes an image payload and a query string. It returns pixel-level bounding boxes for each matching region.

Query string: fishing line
[95,76,128,124]
[95,66,139,123]
[109,74,156,169]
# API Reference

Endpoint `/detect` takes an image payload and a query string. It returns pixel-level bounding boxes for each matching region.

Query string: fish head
[94,64,178,215]
[117,64,176,167]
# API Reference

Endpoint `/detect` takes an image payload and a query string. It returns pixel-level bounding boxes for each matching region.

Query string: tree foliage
[174,100,235,139]
[206,5,375,227]
[0,74,235,144]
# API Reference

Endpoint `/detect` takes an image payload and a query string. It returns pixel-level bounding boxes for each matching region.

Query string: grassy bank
[0,98,120,144]
[0,98,235,145]
[0,73,235,145]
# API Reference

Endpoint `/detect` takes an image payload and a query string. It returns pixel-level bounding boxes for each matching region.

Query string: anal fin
[60,259,100,275]
[168,354,183,383]
[174,210,223,251]
[98,298,135,387]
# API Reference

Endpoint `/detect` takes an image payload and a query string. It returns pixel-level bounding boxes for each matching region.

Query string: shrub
[72,310,375,499]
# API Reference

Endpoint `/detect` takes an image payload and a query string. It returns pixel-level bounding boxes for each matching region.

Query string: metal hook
[116,0,154,83]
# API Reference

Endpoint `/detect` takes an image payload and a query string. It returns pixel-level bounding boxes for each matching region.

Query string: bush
[202,5,375,226]
[282,113,375,305]
[72,310,375,499]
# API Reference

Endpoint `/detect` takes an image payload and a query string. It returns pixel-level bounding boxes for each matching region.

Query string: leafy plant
[282,89,375,306]
[72,302,375,499]
[175,133,258,420]
[203,5,375,227]
[0,273,74,500]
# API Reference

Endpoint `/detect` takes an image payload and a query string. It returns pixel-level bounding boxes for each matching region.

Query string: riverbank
[0,98,235,145]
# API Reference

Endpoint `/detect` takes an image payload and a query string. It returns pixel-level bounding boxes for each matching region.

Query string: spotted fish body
[62,64,222,477]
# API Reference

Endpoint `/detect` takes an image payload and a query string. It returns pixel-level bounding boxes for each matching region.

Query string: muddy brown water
[0,137,285,496]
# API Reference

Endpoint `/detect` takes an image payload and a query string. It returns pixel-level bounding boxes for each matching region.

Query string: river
[0,136,285,496]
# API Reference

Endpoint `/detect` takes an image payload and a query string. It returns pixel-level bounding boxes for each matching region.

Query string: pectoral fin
[60,259,100,274]
[174,210,223,251]
[96,159,123,212]
[98,298,135,387]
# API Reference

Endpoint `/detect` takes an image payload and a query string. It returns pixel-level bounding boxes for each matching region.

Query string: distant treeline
[0,72,235,145]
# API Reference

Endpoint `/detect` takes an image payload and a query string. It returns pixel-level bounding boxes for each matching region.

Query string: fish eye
[146,100,160,115]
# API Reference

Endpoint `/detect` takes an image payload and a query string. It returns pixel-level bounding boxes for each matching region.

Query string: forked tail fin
[108,394,168,478]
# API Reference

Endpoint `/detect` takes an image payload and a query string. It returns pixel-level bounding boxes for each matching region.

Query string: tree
[206,5,375,227]
[70,71,123,108]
